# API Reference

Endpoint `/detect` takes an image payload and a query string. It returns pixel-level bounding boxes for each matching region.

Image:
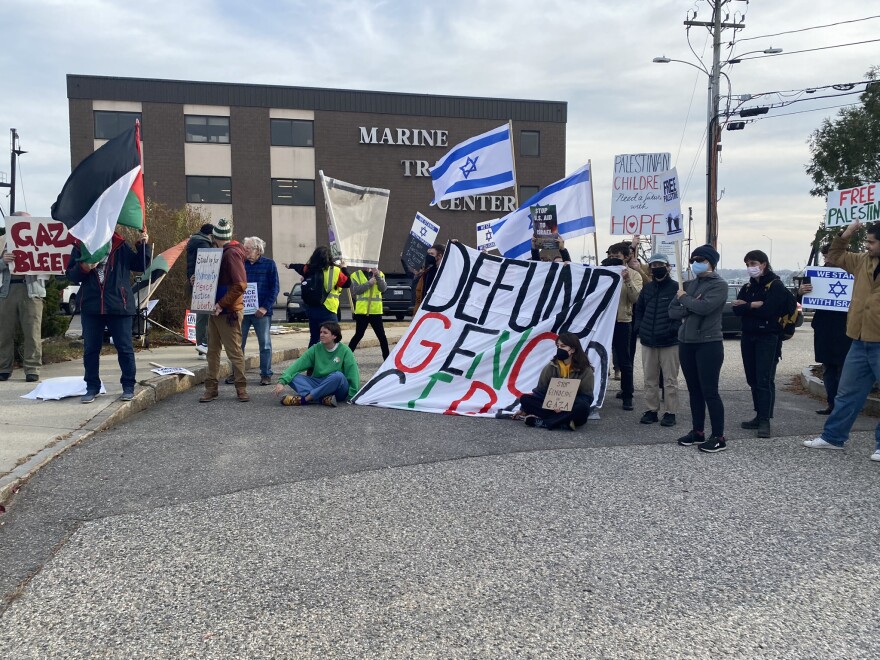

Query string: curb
[0,336,391,504]
[799,366,880,416]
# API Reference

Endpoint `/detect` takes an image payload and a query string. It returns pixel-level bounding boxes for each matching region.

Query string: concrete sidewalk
[0,322,408,502]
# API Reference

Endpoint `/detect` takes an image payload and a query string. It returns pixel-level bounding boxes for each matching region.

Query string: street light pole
[762,234,773,264]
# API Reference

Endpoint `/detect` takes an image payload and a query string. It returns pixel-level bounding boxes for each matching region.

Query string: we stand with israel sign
[353,242,622,416]
[802,267,853,311]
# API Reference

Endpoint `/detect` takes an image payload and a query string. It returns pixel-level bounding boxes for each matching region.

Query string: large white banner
[353,241,623,416]
[610,152,672,235]
[320,171,390,268]
[802,267,853,311]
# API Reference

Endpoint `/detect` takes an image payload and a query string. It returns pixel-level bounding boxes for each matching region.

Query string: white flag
[320,172,390,269]
[430,124,515,205]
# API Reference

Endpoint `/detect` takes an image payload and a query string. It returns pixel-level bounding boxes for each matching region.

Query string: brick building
[66,74,567,296]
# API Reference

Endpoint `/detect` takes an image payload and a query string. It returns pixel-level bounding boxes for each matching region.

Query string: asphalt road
[2,330,880,658]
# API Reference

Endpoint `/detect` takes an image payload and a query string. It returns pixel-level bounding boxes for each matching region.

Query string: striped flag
[133,238,188,301]
[429,124,515,205]
[51,121,145,262]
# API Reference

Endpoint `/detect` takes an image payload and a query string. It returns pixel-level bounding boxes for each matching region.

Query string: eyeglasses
[689,257,707,264]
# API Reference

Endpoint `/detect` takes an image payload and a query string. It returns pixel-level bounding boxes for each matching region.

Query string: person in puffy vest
[287,246,350,346]
[633,253,681,427]
[348,267,389,359]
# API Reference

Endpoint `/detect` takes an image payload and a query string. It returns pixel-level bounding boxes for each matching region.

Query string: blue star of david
[419,227,428,237]
[459,156,479,179]
[828,281,848,298]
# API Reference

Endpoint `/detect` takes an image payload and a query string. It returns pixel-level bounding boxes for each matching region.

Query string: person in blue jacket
[66,231,151,403]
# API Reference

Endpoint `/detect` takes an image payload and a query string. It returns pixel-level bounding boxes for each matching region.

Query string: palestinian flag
[133,239,188,302]
[51,121,145,262]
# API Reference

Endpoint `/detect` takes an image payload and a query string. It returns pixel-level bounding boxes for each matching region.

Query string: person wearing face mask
[633,254,681,427]
[414,243,445,311]
[732,249,791,438]
[669,244,728,452]
[518,332,594,430]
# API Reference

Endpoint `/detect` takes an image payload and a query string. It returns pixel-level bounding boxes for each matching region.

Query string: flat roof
[67,74,567,123]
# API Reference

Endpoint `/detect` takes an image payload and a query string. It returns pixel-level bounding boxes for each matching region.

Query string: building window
[94,111,142,140]
[186,176,231,204]
[185,115,230,143]
[521,130,540,157]
[272,179,315,206]
[520,185,540,202]
[270,119,314,147]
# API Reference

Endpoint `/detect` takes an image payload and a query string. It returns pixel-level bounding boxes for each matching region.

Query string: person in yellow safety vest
[348,267,390,359]
[286,246,351,347]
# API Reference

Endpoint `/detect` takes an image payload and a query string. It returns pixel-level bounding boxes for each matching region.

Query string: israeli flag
[430,124,515,205]
[491,163,595,260]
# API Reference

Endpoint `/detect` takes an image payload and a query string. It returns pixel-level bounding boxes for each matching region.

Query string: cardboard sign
[184,310,197,343]
[654,168,684,240]
[476,220,496,252]
[802,267,853,311]
[403,212,440,272]
[610,153,672,235]
[825,182,880,228]
[243,282,258,315]
[542,377,580,412]
[531,204,558,250]
[190,248,222,313]
[5,217,78,274]
[352,241,622,416]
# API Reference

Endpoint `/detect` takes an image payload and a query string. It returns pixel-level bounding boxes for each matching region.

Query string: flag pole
[588,159,600,265]
[507,120,519,209]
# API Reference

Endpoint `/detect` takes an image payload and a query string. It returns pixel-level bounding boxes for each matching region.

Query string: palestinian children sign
[476,220,496,252]
[825,182,880,228]
[610,152,672,235]
[801,267,853,311]
[190,248,222,313]
[353,241,622,416]
[5,216,78,274]
[403,212,440,272]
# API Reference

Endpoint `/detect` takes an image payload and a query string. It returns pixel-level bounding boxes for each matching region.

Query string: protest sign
[532,204,558,249]
[353,241,622,416]
[190,248,222,313]
[243,282,258,315]
[476,220,496,252]
[610,153,672,235]
[652,236,680,272]
[5,216,78,274]
[542,378,580,412]
[801,267,853,311]
[403,212,440,272]
[825,182,880,228]
[151,366,196,377]
[654,168,684,240]
[320,171,390,268]
[184,310,197,343]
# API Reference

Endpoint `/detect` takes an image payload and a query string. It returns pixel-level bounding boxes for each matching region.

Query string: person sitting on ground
[518,332,594,430]
[273,321,360,407]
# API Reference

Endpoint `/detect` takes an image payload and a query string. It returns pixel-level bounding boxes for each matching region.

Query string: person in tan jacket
[608,242,643,410]
[804,220,880,462]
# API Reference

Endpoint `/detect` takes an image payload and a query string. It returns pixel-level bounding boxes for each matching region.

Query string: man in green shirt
[273,321,360,406]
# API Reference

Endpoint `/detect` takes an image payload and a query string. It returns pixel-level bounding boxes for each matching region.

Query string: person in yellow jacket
[287,246,350,347]
[348,267,390,359]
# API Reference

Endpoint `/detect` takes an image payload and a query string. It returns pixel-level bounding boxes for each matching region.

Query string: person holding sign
[273,321,360,407]
[518,332,594,430]
[239,237,279,386]
[348,267,390,360]
[287,246,350,347]
[805,221,880,462]
[669,244,728,453]
[414,244,444,311]
[65,228,151,403]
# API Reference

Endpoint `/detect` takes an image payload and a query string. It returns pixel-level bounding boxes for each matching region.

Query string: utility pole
[0,129,24,215]
[684,1,744,248]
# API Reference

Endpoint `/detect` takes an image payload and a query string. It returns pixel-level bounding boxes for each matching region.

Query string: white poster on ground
[353,241,623,416]
[320,171,390,269]
[610,152,672,235]
[802,267,853,311]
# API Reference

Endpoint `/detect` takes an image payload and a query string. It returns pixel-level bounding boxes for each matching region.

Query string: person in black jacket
[65,231,151,404]
[633,253,681,426]
[186,223,214,357]
[732,249,790,438]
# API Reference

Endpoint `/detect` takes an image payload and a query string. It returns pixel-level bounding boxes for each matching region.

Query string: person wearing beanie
[186,222,215,357]
[199,218,250,403]
[669,243,728,452]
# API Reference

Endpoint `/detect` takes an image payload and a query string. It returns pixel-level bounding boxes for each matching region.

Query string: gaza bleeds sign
[352,242,622,416]
[6,216,78,274]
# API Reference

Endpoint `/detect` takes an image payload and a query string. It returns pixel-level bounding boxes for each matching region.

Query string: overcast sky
[1,0,876,269]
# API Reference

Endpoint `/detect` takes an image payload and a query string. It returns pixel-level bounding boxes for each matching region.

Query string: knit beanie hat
[212,218,233,241]
[690,244,719,268]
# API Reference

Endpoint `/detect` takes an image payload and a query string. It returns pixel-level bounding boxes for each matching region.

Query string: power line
[737,38,880,61]
[753,102,860,120]
[734,15,880,43]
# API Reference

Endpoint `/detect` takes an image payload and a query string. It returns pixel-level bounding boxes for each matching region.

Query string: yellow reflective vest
[322,265,343,314]
[351,269,385,315]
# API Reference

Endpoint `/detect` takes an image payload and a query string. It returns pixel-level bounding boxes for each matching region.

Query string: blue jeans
[81,313,136,393]
[241,313,273,376]
[306,305,338,347]
[291,371,350,403]
[821,340,880,449]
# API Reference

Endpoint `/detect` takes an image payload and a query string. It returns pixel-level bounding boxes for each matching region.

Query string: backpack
[766,280,800,341]
[300,265,335,307]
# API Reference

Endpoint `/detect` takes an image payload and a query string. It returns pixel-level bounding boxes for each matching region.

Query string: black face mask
[424,254,436,268]
[605,258,624,266]
[651,266,668,280]
[555,348,570,361]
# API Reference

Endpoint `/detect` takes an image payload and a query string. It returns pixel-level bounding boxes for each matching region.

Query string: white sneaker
[803,437,844,450]
[196,344,208,355]
[197,353,207,360]
[588,409,601,421]
[871,450,880,462]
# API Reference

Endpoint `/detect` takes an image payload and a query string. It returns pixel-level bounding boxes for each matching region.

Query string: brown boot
[199,388,218,403]
[236,387,250,402]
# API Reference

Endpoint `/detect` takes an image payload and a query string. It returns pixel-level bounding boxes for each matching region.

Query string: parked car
[381,273,412,321]
[721,284,742,338]
[61,285,80,315]
[283,283,307,322]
